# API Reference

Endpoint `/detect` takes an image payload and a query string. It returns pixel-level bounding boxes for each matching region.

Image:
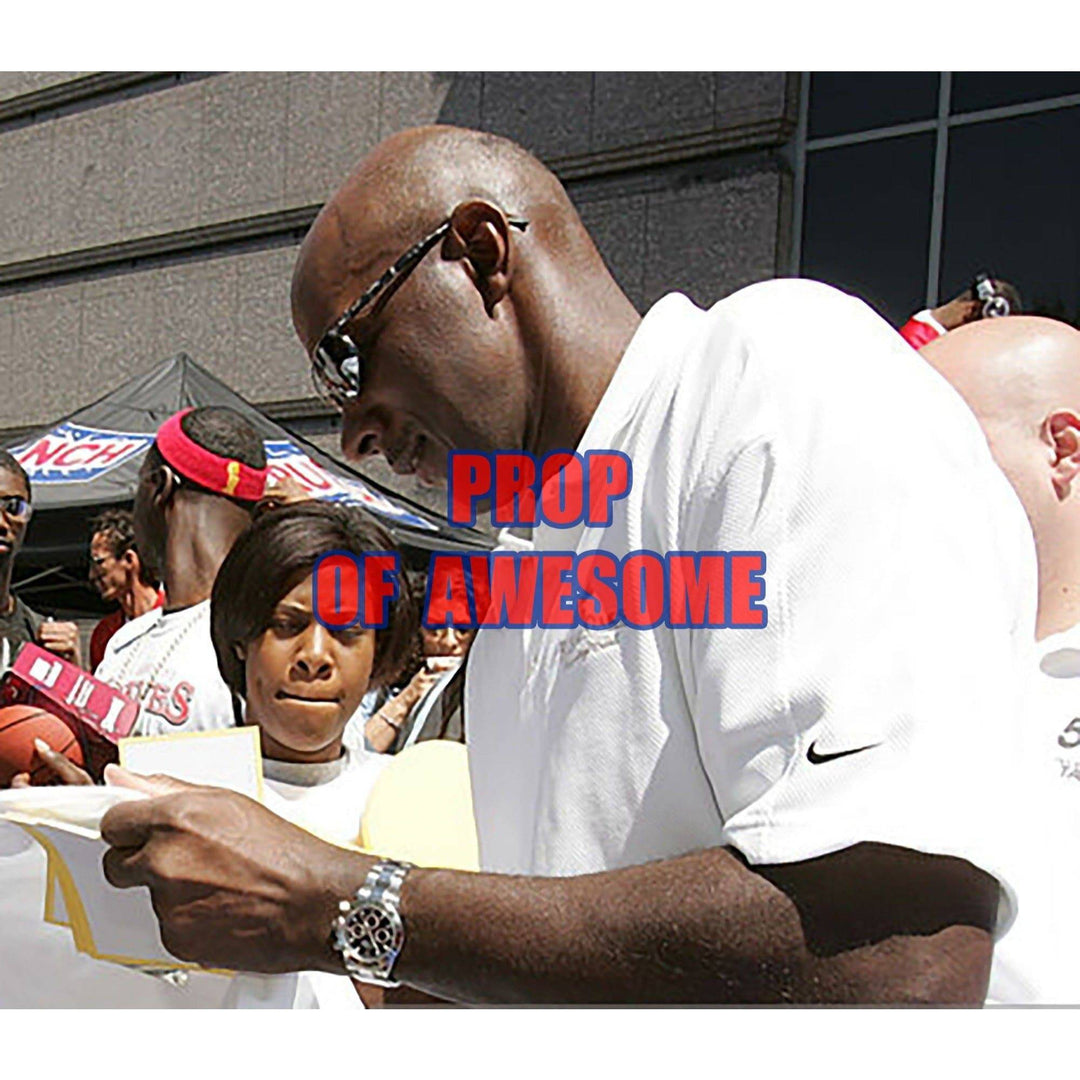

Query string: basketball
[0,705,83,787]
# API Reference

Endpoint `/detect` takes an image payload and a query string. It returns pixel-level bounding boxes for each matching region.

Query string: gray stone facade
[0,72,797,494]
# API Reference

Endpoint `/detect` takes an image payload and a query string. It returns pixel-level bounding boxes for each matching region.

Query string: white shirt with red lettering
[95,600,233,737]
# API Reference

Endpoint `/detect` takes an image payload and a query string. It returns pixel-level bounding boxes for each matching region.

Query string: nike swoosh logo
[806,740,882,765]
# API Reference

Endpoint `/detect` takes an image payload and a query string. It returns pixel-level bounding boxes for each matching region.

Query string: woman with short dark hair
[212,502,416,709]
[210,500,417,844]
[210,500,418,1008]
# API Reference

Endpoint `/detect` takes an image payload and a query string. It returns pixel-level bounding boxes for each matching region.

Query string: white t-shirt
[987,626,1080,1003]
[262,748,390,847]
[95,600,233,737]
[466,281,1037,942]
[227,749,390,1009]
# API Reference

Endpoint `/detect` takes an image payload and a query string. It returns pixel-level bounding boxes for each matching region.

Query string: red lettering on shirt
[146,683,170,718]
[169,682,194,725]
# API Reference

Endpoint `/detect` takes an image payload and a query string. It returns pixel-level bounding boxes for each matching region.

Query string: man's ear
[1044,409,1080,499]
[445,201,514,316]
[119,549,138,574]
[154,465,180,512]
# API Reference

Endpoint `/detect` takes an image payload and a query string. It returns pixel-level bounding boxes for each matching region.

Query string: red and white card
[0,643,141,776]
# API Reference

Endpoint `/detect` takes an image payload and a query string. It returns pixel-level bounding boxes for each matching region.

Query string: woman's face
[421,625,475,659]
[242,574,376,763]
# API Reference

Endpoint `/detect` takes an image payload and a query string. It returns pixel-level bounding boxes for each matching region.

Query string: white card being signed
[118,726,264,801]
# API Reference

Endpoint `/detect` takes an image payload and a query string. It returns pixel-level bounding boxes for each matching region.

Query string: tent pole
[12,565,65,591]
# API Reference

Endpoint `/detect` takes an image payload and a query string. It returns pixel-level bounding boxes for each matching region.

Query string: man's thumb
[103,764,195,796]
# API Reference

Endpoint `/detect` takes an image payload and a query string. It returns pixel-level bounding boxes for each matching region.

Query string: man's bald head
[290,125,638,482]
[922,316,1080,460]
[292,127,584,349]
[922,316,1080,637]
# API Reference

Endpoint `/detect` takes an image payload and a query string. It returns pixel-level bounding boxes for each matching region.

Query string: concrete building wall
[0,72,796,494]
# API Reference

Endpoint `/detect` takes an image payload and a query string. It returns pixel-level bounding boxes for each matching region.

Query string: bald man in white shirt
[922,315,1080,1003]
[98,126,1038,1004]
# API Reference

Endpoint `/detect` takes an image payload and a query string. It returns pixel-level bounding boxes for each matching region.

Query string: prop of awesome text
[313,451,767,631]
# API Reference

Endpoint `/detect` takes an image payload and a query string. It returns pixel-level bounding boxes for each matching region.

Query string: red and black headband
[156,409,267,502]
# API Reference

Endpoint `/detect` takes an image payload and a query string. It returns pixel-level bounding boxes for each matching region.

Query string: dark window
[802,133,935,325]
[940,108,1080,326]
[808,73,939,140]
[952,73,1080,115]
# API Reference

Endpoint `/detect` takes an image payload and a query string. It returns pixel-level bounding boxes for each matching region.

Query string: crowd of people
[0,410,465,777]
[0,122,1078,1007]
[0,452,82,671]
[0,405,472,1007]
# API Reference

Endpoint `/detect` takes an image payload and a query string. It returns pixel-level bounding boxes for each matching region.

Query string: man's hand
[100,770,371,973]
[256,476,310,515]
[97,767,998,1002]
[932,296,983,331]
[38,619,83,668]
[11,738,93,787]
[365,668,441,752]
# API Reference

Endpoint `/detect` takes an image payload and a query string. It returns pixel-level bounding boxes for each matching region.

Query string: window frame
[790,73,1080,308]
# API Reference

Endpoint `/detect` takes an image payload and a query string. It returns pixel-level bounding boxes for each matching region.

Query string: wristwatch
[332,859,413,987]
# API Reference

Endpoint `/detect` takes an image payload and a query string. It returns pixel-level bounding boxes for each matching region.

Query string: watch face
[342,903,402,964]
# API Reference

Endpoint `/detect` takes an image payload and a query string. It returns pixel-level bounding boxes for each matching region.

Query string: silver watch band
[333,858,413,987]
[363,859,410,908]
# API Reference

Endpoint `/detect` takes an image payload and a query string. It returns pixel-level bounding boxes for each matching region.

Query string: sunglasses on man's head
[0,495,31,522]
[311,214,529,411]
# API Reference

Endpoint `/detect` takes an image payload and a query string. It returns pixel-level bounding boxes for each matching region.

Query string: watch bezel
[334,901,405,983]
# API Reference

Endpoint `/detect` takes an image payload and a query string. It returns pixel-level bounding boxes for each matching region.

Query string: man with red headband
[95,406,268,736]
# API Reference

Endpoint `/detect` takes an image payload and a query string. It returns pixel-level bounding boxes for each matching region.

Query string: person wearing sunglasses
[103,126,1037,1005]
[0,449,81,671]
[919,314,1080,1004]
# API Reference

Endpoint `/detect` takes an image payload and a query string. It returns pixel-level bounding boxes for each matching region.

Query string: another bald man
[99,126,1037,1004]
[923,317,1080,1003]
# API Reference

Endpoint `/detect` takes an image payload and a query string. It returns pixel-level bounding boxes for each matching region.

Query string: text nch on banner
[10,424,437,532]
[13,423,155,483]
[263,440,438,531]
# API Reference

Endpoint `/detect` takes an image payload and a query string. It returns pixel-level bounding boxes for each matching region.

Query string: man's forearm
[97,787,993,1005]
[388,845,993,1005]
[395,847,801,1003]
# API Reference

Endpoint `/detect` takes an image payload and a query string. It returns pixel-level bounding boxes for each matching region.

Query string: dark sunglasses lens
[315,332,364,402]
[0,496,29,519]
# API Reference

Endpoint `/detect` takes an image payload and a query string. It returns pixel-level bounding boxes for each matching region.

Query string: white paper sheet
[118,726,263,799]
